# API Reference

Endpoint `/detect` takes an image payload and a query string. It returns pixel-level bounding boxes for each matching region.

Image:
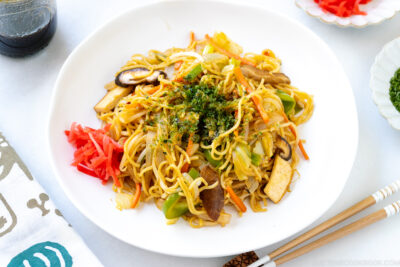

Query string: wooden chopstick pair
[224,180,400,267]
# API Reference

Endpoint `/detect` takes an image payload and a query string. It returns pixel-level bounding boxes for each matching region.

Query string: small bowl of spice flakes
[371,37,400,130]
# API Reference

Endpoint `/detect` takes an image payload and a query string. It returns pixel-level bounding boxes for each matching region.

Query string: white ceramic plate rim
[47,0,358,258]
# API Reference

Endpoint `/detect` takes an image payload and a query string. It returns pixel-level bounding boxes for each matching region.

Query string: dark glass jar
[0,0,57,57]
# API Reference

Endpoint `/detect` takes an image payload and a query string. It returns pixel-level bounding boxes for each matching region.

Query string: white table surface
[1,0,400,266]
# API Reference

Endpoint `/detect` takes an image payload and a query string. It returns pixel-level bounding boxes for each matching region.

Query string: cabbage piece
[203,53,229,65]
[233,144,252,181]
[115,192,134,210]
[261,132,274,159]
[203,44,214,55]
[253,141,265,156]
[203,53,229,71]
[212,32,243,55]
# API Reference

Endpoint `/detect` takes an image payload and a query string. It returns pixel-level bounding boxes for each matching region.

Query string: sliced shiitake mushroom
[240,64,290,85]
[275,135,292,161]
[199,164,224,221]
[115,67,166,87]
[264,155,293,203]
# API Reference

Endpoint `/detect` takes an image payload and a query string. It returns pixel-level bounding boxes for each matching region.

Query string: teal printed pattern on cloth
[8,241,73,267]
[0,132,102,266]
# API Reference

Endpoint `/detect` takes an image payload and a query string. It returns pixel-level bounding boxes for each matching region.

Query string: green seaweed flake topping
[389,68,400,112]
[167,84,236,144]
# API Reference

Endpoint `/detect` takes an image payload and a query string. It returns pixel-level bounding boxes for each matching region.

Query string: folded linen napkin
[0,132,103,267]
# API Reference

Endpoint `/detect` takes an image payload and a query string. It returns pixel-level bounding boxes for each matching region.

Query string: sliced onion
[146,132,156,167]
[267,113,284,126]
[183,173,194,183]
[217,212,232,226]
[170,52,204,62]
[155,198,164,210]
[163,65,175,79]
[254,121,267,131]
[184,173,200,200]
[245,177,259,194]
[243,123,249,141]
[155,148,165,167]
[137,148,146,163]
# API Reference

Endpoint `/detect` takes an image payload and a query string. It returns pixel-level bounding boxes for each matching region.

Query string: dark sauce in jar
[0,2,57,57]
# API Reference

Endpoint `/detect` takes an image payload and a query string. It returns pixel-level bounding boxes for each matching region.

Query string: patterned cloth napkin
[0,133,103,267]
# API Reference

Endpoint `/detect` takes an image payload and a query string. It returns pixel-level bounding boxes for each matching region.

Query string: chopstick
[254,199,400,267]
[224,180,400,267]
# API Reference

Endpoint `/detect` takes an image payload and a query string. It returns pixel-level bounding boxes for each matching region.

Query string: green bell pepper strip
[184,64,202,81]
[276,89,296,115]
[162,168,200,219]
[204,149,222,168]
[188,168,200,179]
[162,193,189,219]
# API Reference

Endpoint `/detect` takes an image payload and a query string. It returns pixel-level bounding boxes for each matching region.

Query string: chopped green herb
[390,68,400,112]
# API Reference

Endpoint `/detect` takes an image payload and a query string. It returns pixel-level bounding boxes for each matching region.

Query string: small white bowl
[371,37,400,130]
[295,0,400,28]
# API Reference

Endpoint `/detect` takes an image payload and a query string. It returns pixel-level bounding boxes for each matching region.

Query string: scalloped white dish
[48,0,358,258]
[296,0,400,28]
[371,37,400,130]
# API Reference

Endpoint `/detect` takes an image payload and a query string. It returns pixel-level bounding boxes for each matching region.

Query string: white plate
[296,0,400,28]
[371,37,400,130]
[48,0,358,258]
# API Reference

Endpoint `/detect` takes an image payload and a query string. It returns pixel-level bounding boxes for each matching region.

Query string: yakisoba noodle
[95,32,313,227]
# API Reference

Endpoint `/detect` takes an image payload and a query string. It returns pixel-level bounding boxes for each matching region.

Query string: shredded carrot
[131,183,141,208]
[174,60,183,71]
[145,85,160,95]
[281,113,309,160]
[234,67,269,124]
[189,31,195,47]
[226,186,247,212]
[181,133,194,173]
[205,34,257,67]
[181,163,189,173]
[298,140,309,160]
[186,133,194,155]
[252,95,270,124]
[173,76,184,83]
